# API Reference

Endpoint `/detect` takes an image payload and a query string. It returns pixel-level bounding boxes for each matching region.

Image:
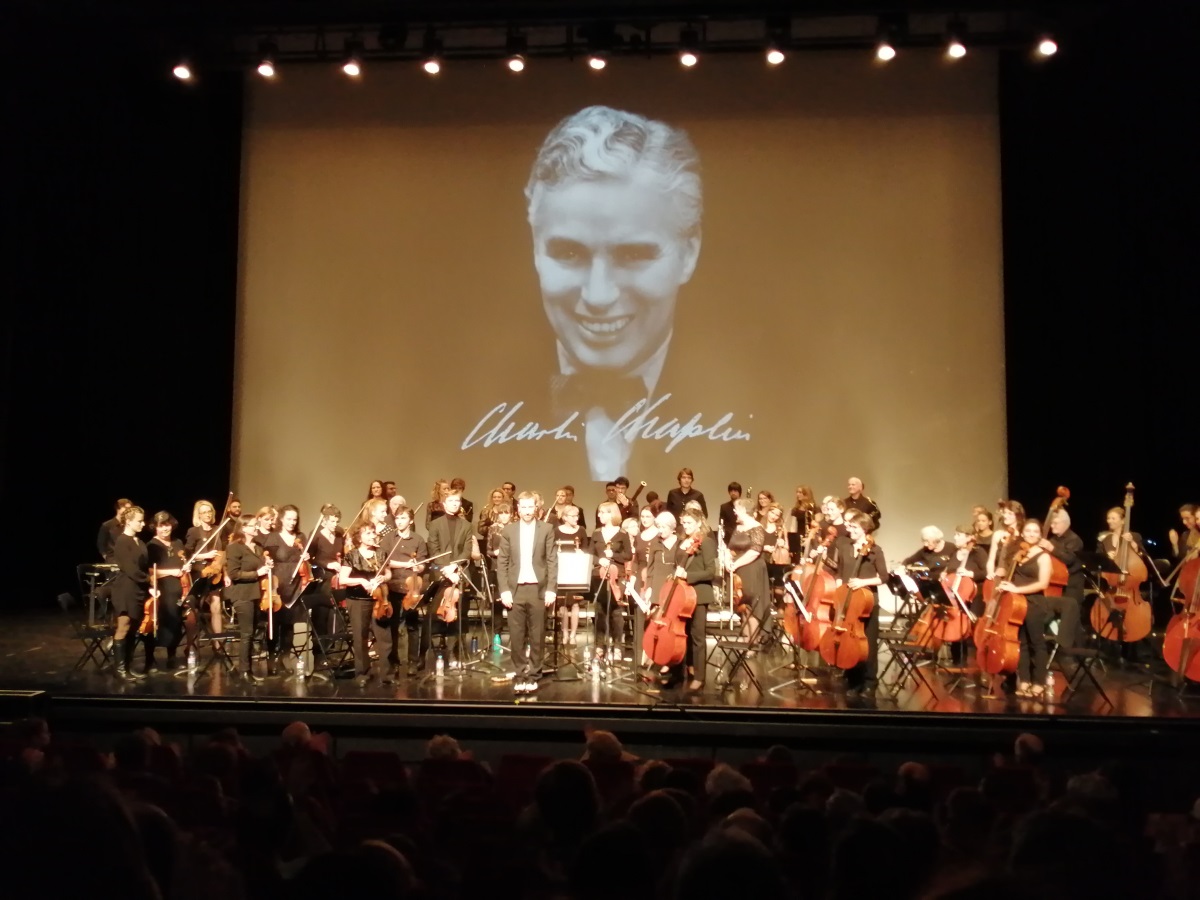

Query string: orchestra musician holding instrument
[425,491,482,667]
[338,523,385,687]
[678,509,717,692]
[110,505,150,681]
[225,515,271,683]
[836,509,888,697]
[97,498,133,563]
[996,519,1054,700]
[380,505,427,679]
[145,511,186,673]
[182,499,226,652]
[591,501,632,663]
[260,505,309,676]
[1039,509,1085,659]
[555,504,587,653]
[725,499,769,642]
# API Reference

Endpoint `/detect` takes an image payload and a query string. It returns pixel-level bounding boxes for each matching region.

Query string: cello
[642,534,701,667]
[789,526,838,651]
[1163,547,1200,683]
[819,535,876,669]
[977,542,1035,676]
[1090,483,1151,642]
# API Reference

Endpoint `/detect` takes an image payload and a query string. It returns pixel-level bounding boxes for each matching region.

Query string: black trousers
[348,598,400,677]
[686,603,709,683]
[233,598,256,670]
[845,601,880,690]
[509,584,545,677]
[1018,595,1051,684]
[593,576,625,648]
[1042,591,1081,653]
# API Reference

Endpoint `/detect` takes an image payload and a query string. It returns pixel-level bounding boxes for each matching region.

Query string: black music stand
[552,547,591,682]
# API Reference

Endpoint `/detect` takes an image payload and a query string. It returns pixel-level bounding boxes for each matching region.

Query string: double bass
[642,534,701,667]
[1042,487,1071,598]
[1163,547,1200,683]
[1090,483,1151,642]
[818,536,876,669]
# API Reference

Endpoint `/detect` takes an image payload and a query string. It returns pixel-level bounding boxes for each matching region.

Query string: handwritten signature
[461,395,752,452]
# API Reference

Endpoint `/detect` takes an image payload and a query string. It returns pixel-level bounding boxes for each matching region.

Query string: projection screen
[235,51,1005,545]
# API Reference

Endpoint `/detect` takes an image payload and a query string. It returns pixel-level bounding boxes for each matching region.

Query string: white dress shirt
[518,520,537,584]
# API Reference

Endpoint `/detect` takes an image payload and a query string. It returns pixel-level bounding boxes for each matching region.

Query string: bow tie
[551,372,647,420]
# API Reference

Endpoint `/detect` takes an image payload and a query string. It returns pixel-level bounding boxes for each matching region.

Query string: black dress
[110,533,149,618]
[729,525,769,622]
[147,537,185,651]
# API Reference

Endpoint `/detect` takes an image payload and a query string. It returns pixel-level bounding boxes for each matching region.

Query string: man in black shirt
[97,498,133,561]
[450,478,474,523]
[718,482,742,545]
[612,476,641,523]
[843,477,881,529]
[1039,509,1083,654]
[666,468,707,519]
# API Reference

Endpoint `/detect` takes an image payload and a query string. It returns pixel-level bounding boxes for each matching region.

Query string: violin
[642,534,702,667]
[1091,483,1151,642]
[1163,548,1200,683]
[138,565,159,636]
[259,551,280,639]
[819,535,876,669]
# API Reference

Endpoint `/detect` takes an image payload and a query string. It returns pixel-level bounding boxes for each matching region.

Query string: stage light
[421,27,443,75]
[679,26,699,68]
[505,32,527,72]
[765,44,786,66]
[172,61,192,81]
[876,39,896,62]
[1037,35,1058,57]
[587,53,607,71]
[256,40,278,78]
[341,39,364,77]
[947,38,966,59]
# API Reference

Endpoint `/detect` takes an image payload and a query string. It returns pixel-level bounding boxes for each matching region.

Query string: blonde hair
[192,500,215,528]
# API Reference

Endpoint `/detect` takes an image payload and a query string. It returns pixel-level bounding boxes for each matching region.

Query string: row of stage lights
[170,29,1059,81]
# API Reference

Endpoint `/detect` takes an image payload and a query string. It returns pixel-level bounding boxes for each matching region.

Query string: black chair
[1048,638,1112,707]
[714,621,772,695]
[194,600,239,676]
[58,590,114,673]
[304,597,354,679]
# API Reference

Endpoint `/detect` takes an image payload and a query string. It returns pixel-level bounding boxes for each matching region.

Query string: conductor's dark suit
[498,518,558,678]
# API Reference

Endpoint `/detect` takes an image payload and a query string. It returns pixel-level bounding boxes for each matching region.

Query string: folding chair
[58,590,114,673]
[714,622,772,695]
[194,600,238,677]
[1048,638,1112,707]
[306,598,354,679]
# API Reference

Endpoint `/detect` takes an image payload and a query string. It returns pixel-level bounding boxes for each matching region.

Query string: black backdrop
[2,8,1193,604]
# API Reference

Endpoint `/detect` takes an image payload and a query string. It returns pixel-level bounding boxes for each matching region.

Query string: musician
[485,505,514,639]
[366,480,385,503]
[754,490,776,523]
[818,496,852,574]
[726,500,770,642]
[667,468,707,519]
[425,479,451,529]
[762,503,790,593]
[363,499,392,546]
[383,481,397,501]
[613,476,641,523]
[109,505,149,681]
[225,515,271,683]
[260,506,310,676]
[97,498,133,562]
[1039,509,1084,657]
[679,509,717,692]
[217,497,242,544]
[1097,506,1144,557]
[838,509,889,697]
[843,477,880,529]
[901,527,957,575]
[450,477,474,522]
[497,491,559,695]
[379,506,427,681]
[591,502,632,662]
[788,485,817,556]
[996,519,1054,700]
[719,482,742,545]
[644,511,681,680]
[973,509,996,548]
[183,499,225,650]
[425,491,481,667]
[594,482,620,528]
[553,504,587,653]
[1169,504,1199,560]
[145,511,186,673]
[502,482,516,505]
[338,523,385,688]
[261,506,280,533]
[946,526,989,665]
[987,501,1027,580]
[309,504,343,638]
[544,486,575,527]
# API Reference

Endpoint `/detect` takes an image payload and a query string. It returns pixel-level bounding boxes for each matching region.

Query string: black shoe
[164,655,179,671]
[240,670,263,684]
[381,668,397,685]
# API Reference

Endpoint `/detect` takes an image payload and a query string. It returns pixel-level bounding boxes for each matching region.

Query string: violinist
[838,510,889,697]
[109,505,149,681]
[678,509,717,692]
[556,505,587,654]
[987,501,1026,580]
[666,468,707,519]
[383,481,397,501]
[593,482,620,528]
[362,499,391,547]
[379,505,427,679]
[788,485,817,556]
[544,486,574,527]
[97,498,133,562]
[844,477,881,528]
[480,487,511,535]
[719,482,742,545]
[183,499,225,648]
[217,497,242,544]
[591,502,632,663]
[387,494,409,529]
[260,505,309,676]
[726,500,770,642]
[260,506,280,534]
[1039,509,1084,658]
[761,502,790,592]
[145,511,186,673]
[425,491,482,667]
[996,519,1053,700]
[225,514,271,683]
[1169,504,1199,560]
[643,511,681,679]
[338,523,385,688]
[309,504,343,637]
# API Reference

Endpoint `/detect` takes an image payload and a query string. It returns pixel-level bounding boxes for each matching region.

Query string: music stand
[768,578,822,696]
[552,547,592,681]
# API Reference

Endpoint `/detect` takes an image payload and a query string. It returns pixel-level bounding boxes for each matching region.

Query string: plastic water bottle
[1045,672,1055,701]
[493,633,501,650]
[592,656,601,682]
[435,651,445,680]
[187,648,197,674]
[471,636,479,655]
[296,655,306,679]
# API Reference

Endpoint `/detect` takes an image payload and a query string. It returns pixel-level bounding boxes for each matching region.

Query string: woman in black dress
[183,499,226,652]
[554,505,587,654]
[998,519,1054,701]
[146,511,186,673]
[260,505,309,676]
[339,524,386,688]
[591,501,633,663]
[225,515,272,683]
[762,502,790,596]
[109,505,149,681]
[726,499,769,642]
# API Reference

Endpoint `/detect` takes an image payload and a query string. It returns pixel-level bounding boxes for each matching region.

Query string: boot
[267,652,279,677]
[122,637,146,681]
[143,640,158,675]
